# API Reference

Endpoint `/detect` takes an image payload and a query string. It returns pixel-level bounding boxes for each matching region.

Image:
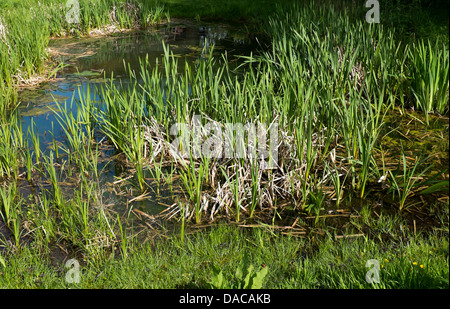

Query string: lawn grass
[0,223,448,288]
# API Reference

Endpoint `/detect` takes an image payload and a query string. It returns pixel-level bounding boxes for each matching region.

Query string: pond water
[15,20,259,217]
[18,20,257,144]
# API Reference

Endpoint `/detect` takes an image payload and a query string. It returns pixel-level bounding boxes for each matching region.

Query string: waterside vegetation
[0,0,448,289]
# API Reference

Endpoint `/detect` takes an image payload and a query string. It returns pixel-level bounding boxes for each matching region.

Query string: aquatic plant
[388,153,431,211]
[409,39,449,121]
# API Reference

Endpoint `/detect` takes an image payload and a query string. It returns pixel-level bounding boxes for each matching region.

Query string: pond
[15,20,259,219]
[12,18,449,233]
[18,20,257,139]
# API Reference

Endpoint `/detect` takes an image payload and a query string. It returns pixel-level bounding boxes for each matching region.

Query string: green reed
[143,3,166,26]
[50,100,84,163]
[75,186,90,244]
[0,182,22,247]
[163,162,176,198]
[35,189,56,244]
[28,118,41,164]
[130,123,147,191]
[388,153,431,211]
[325,159,348,208]
[51,91,101,179]
[409,39,449,120]
[221,163,243,223]
[0,112,22,180]
[43,151,63,208]
[24,141,33,183]
[0,184,14,229]
[103,79,149,190]
[116,213,128,260]
[50,123,60,162]
[147,155,164,196]
[179,153,210,224]
[247,159,263,219]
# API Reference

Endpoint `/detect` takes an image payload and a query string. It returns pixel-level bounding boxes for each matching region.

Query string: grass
[1,0,448,113]
[0,0,170,110]
[0,223,447,288]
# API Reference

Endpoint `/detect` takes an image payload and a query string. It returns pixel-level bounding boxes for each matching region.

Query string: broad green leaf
[418,180,449,195]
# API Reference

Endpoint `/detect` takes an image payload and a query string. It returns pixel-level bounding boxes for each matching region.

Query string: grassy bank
[0,0,170,109]
[0,223,448,288]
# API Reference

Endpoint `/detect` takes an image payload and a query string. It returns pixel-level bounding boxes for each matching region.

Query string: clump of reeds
[408,39,449,120]
[103,104,329,223]
[84,30,386,223]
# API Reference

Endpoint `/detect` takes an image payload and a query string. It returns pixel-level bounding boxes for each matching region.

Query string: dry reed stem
[0,17,8,46]
[133,114,336,223]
